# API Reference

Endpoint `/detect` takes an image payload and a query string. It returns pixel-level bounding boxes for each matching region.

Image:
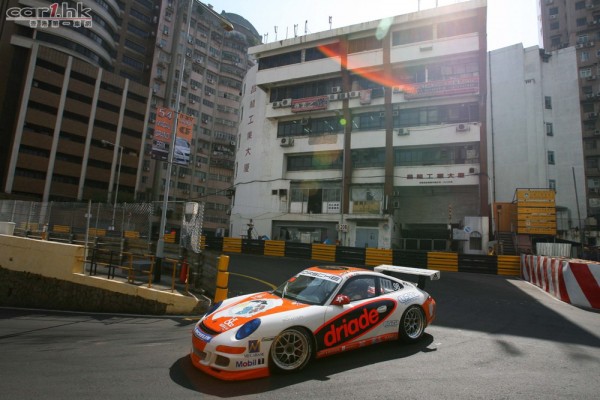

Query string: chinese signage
[291,95,329,113]
[398,169,479,186]
[516,189,556,235]
[404,77,479,100]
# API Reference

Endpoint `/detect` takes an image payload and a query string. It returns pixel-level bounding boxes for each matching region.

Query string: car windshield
[272,274,339,305]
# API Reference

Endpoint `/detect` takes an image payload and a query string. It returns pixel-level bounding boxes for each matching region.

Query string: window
[578,34,589,44]
[469,231,482,251]
[549,179,556,190]
[550,21,559,30]
[582,51,590,62]
[546,122,554,136]
[545,96,552,109]
[340,277,377,302]
[379,278,403,294]
[577,17,587,27]
[575,1,586,10]
[549,7,558,15]
[548,151,555,165]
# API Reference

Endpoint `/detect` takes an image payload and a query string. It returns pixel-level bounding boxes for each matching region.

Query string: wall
[0,234,206,315]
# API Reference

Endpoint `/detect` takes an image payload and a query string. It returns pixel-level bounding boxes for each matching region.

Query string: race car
[190,264,440,381]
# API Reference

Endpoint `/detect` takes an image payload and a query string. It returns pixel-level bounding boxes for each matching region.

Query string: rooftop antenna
[305,20,308,34]
[264,32,268,42]
[294,24,298,37]
[286,26,289,39]
[274,26,278,41]
[329,16,332,30]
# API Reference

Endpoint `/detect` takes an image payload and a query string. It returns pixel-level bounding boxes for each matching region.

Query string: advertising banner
[152,107,196,165]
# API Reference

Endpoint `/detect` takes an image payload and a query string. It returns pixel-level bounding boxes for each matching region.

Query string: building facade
[231,0,489,251]
[0,0,259,236]
[488,44,586,242]
[140,0,260,236]
[0,0,156,203]
[540,0,600,237]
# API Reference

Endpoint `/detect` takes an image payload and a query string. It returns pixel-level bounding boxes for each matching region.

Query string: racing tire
[269,327,313,373]
[399,305,425,343]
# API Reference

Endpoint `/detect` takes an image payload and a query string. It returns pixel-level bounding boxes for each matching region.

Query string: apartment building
[540,0,600,236]
[231,0,489,251]
[488,43,586,243]
[0,0,157,202]
[140,0,260,236]
[0,0,259,236]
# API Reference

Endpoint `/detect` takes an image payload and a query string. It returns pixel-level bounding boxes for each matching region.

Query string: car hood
[203,292,310,333]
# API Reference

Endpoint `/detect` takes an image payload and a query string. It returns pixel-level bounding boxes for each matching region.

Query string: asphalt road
[1,254,599,399]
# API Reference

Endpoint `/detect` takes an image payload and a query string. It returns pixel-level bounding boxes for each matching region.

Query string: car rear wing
[374,265,440,289]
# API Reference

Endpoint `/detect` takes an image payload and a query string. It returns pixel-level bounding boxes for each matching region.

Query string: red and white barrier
[521,255,600,310]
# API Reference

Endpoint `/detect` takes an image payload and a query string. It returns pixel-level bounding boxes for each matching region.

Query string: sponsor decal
[235,358,265,368]
[398,292,420,303]
[384,320,399,328]
[299,270,342,283]
[315,300,396,348]
[219,317,239,330]
[194,326,213,343]
[248,340,260,353]
[212,299,283,321]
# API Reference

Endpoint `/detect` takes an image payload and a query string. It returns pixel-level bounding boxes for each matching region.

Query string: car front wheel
[269,327,313,373]
[399,305,425,343]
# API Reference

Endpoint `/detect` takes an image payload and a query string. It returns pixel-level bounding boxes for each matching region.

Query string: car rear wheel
[269,327,313,373]
[399,305,425,343]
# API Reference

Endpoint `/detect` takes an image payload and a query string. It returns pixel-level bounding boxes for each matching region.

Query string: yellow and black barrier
[205,236,521,277]
[214,255,230,302]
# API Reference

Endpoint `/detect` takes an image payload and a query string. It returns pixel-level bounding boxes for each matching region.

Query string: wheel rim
[271,329,309,371]
[403,307,424,339]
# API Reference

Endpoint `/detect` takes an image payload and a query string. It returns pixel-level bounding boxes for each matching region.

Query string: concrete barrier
[521,255,600,310]
[0,235,207,315]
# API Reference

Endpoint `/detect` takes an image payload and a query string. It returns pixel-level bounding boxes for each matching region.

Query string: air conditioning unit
[143,167,150,171]
[379,112,386,118]
[587,93,595,99]
[349,91,360,98]
[595,130,600,135]
[190,99,195,104]
[549,14,557,19]
[280,137,294,147]
[589,112,599,118]
[392,86,403,94]
[588,75,597,81]
[280,98,292,107]
[577,43,585,49]
[456,123,470,132]
[339,92,349,99]
[331,86,342,93]
[230,140,236,146]
[272,101,281,108]
[328,93,339,101]
[397,128,409,136]
[589,41,596,47]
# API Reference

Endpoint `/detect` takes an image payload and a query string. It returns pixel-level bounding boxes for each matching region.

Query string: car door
[314,275,398,356]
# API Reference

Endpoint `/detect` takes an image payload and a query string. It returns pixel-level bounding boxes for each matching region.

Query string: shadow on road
[169,334,434,396]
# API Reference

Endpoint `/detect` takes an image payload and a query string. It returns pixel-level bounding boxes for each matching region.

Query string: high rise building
[0,0,158,202]
[540,0,600,236]
[231,0,489,251]
[140,0,260,236]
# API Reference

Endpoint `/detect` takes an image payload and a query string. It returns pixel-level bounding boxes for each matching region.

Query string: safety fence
[204,237,521,276]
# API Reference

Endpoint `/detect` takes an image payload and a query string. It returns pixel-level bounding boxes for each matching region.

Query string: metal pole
[111,145,123,230]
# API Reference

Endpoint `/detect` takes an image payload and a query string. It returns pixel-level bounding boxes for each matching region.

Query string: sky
[205,0,541,51]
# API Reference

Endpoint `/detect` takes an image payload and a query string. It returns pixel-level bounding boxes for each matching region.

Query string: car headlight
[235,319,261,340]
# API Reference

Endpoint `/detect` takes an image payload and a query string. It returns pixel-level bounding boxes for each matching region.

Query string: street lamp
[102,139,123,231]
[154,0,233,282]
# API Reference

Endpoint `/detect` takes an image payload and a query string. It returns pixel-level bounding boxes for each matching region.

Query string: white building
[488,44,586,241]
[231,0,490,251]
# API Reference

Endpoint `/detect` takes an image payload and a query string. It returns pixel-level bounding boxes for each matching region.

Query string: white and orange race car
[190,264,440,380]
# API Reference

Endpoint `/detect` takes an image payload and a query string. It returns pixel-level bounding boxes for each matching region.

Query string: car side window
[379,277,403,294]
[340,277,377,301]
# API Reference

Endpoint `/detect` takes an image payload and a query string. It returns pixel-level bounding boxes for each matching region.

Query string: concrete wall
[0,234,207,315]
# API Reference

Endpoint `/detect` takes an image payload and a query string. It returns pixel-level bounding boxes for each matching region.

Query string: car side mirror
[331,294,350,306]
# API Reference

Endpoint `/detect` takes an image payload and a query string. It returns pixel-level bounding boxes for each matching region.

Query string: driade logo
[315,300,396,348]
[6,3,93,28]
